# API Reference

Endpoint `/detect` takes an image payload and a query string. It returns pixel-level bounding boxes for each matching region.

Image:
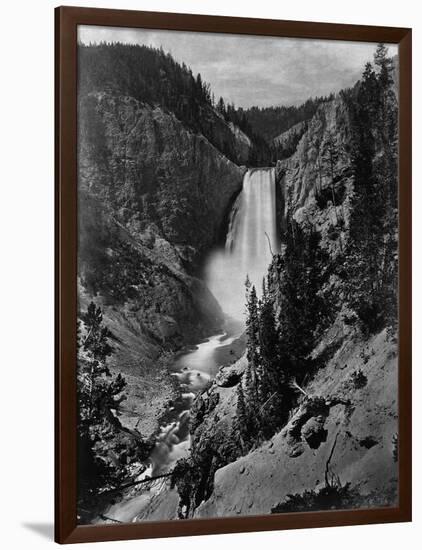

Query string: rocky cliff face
[276,95,353,254]
[79,92,247,267]
[78,91,246,435]
[272,120,308,160]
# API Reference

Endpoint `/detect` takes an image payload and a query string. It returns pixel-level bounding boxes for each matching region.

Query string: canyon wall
[78,91,247,434]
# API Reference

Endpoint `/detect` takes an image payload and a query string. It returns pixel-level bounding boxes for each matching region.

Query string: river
[101,327,243,523]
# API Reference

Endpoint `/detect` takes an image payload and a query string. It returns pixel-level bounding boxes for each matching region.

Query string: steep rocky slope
[273,120,307,146]
[272,120,308,160]
[79,92,247,267]
[79,43,254,167]
[78,91,247,434]
[195,329,397,517]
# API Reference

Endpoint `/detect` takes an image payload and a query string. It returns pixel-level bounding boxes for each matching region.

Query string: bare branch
[100,471,175,498]
[264,231,275,257]
[259,391,277,414]
[81,326,93,347]
[325,432,340,487]
[289,377,308,397]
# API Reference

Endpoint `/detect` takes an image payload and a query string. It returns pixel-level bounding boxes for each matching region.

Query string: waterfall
[205,168,278,321]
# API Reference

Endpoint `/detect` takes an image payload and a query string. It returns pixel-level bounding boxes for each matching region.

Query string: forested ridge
[242,96,332,140]
[79,43,270,165]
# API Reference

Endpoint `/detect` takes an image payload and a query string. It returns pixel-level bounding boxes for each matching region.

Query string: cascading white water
[205,168,278,321]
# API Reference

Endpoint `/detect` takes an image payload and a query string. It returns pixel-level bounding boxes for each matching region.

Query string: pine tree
[343,45,398,334]
[79,302,114,422]
[244,361,256,404]
[217,96,226,116]
[245,283,261,400]
[242,362,262,444]
[77,302,150,521]
[374,43,398,331]
[258,285,280,401]
[277,219,332,376]
[235,383,248,451]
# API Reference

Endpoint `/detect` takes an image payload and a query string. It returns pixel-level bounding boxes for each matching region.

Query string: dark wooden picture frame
[55,5,412,544]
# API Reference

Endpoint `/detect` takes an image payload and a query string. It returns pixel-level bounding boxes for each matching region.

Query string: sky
[78,26,397,109]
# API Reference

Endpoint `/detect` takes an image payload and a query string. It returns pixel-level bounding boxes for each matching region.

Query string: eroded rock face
[272,120,308,160]
[79,93,246,267]
[215,361,246,388]
[276,96,354,257]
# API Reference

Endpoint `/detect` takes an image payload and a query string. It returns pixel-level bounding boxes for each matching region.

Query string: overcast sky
[78,26,397,109]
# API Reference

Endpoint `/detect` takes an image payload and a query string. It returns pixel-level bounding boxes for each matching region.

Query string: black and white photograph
[76,26,399,525]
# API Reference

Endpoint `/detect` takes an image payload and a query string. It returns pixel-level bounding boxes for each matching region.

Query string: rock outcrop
[275,95,354,255]
[272,120,308,160]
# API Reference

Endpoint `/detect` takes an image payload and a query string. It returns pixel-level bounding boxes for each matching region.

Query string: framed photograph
[55,6,412,544]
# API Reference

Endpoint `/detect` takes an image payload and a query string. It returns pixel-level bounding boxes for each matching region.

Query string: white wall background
[0,0,418,548]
